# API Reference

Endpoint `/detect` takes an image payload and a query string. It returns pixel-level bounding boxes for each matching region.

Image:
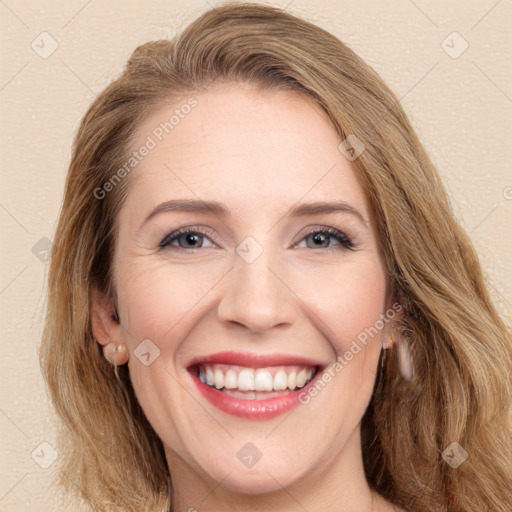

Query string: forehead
[120,83,370,224]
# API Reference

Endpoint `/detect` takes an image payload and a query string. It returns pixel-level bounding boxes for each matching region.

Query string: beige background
[1,0,511,510]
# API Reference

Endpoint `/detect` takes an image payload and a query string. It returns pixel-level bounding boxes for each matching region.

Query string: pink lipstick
[187,351,325,420]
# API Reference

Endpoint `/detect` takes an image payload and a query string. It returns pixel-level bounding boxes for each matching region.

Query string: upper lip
[187,350,326,369]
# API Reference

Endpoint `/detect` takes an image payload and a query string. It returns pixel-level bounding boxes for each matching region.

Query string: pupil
[186,234,199,246]
[312,233,327,247]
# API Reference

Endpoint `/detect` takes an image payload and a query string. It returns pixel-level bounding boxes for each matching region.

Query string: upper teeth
[198,364,315,392]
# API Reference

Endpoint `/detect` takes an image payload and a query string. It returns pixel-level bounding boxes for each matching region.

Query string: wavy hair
[39,2,511,511]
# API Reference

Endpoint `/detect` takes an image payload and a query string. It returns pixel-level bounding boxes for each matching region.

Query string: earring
[382,331,392,350]
[103,342,129,366]
[395,333,416,382]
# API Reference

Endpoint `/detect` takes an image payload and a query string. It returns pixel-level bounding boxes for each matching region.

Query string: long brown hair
[39,2,512,511]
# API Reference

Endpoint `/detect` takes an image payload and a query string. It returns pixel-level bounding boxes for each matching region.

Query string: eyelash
[159,226,355,252]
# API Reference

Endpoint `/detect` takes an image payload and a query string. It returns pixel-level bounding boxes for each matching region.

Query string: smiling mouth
[189,364,318,400]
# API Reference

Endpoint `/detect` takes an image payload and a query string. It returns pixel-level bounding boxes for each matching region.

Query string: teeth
[254,371,273,391]
[287,371,296,390]
[205,366,214,386]
[224,369,237,389]
[237,369,255,391]
[214,369,224,389]
[197,364,316,392]
[296,369,308,388]
[273,370,288,391]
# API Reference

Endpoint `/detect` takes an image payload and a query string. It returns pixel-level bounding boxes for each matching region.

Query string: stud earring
[395,333,416,382]
[103,342,129,366]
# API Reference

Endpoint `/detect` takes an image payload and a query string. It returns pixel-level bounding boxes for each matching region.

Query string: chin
[217,466,301,495]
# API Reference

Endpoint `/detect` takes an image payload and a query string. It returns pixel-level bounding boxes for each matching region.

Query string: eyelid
[159,226,218,249]
[293,225,355,250]
[159,224,355,251]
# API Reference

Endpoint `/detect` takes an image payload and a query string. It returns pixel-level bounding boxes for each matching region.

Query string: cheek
[339,274,388,345]
[292,255,388,408]
[117,250,388,359]
[114,259,224,445]
[293,255,389,350]
[116,257,225,345]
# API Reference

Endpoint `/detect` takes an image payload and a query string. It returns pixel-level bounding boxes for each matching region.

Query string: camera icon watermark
[441,31,468,59]
[32,237,53,263]
[338,134,365,161]
[30,31,59,59]
[236,442,262,468]
[236,236,263,264]
[134,338,161,366]
[441,441,468,469]
[31,441,59,469]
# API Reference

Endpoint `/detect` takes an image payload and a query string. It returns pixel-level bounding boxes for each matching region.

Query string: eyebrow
[138,198,369,231]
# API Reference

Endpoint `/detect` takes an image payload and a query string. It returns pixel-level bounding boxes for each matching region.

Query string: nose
[216,245,297,333]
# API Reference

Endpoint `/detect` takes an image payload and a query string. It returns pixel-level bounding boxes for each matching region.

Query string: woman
[39,2,511,511]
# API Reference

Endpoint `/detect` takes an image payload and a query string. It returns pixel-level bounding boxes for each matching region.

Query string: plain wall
[1,1,511,510]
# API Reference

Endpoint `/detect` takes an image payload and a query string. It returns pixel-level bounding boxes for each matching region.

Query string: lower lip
[189,368,321,420]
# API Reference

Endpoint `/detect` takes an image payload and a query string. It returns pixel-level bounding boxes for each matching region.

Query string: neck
[166,426,390,512]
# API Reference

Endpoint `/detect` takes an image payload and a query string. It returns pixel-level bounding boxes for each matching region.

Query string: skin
[92,82,405,512]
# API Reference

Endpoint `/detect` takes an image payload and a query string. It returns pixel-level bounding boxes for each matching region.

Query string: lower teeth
[220,388,296,400]
[204,377,313,399]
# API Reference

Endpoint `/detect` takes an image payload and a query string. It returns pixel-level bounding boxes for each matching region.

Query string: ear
[91,287,128,363]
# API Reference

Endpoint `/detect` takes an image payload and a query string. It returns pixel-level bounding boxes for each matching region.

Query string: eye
[159,227,216,250]
[296,226,355,251]
[159,226,355,252]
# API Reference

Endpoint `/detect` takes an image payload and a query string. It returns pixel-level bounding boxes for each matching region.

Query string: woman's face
[111,83,394,493]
